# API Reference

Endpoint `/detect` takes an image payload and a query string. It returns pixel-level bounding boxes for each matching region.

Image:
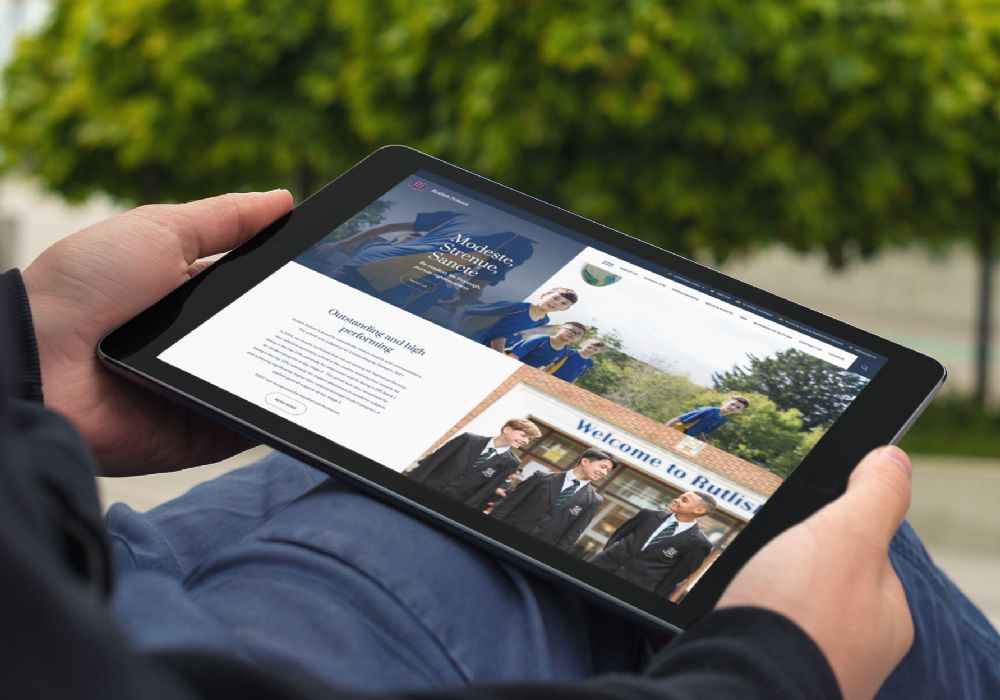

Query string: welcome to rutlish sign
[572,417,766,518]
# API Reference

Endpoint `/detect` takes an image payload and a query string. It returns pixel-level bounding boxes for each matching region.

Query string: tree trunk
[973,220,994,407]
[297,164,316,202]
[138,164,164,204]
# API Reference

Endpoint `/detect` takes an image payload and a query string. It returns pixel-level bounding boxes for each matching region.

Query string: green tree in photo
[593,361,703,424]
[712,349,868,430]
[575,334,703,421]
[572,331,628,398]
[577,349,811,477]
[691,390,807,478]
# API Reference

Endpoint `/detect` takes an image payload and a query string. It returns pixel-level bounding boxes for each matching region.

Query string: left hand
[22,191,294,476]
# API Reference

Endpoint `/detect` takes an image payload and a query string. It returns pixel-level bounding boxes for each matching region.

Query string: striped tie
[473,447,496,468]
[554,478,579,508]
[646,520,678,549]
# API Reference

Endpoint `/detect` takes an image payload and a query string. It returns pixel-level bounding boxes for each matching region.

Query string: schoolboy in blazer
[490,448,614,551]
[407,418,541,510]
[589,491,716,597]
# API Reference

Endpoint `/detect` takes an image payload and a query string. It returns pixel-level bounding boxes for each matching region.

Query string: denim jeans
[106,453,999,697]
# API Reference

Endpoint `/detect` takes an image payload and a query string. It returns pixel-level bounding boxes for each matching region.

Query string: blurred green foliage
[900,394,1000,457]
[3,1,1000,419]
[2,0,999,266]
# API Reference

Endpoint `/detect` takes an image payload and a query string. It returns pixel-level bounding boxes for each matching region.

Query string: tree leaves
[1,0,997,261]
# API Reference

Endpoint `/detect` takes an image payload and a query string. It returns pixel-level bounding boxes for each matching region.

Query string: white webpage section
[159,262,519,471]
[587,249,858,369]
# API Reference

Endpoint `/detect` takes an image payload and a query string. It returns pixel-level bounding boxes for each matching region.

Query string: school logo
[482,467,497,478]
[569,505,583,516]
[580,263,622,287]
[409,178,427,191]
[662,547,679,559]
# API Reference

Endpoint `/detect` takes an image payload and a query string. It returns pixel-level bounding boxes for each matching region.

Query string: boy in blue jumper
[546,338,606,383]
[666,396,749,441]
[509,322,585,368]
[461,287,578,351]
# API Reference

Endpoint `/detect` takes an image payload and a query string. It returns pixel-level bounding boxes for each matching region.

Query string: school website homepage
[160,172,883,601]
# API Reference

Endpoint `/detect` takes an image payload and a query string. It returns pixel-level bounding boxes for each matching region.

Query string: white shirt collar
[641,514,697,550]
[484,438,510,455]
[562,470,589,489]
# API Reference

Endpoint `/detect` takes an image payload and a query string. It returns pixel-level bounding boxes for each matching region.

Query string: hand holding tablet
[97,146,946,631]
[718,445,914,698]
[22,191,293,474]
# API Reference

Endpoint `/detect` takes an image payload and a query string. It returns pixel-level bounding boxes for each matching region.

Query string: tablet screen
[158,170,887,604]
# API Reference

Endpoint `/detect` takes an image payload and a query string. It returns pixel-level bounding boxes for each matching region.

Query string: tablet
[100,145,945,632]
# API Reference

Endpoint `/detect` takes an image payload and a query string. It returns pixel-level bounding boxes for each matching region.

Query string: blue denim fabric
[878,521,1000,699]
[107,453,999,696]
[107,453,642,692]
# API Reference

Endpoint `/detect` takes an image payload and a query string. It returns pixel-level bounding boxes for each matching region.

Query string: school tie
[645,520,678,549]
[473,447,496,468]
[554,478,579,508]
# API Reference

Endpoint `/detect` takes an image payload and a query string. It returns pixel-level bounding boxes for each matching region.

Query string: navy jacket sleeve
[0,268,841,700]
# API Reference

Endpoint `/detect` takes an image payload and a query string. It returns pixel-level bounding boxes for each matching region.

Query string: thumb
[138,190,295,265]
[826,446,912,549]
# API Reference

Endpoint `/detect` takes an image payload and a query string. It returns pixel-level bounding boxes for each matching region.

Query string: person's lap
[107,452,643,692]
[882,520,999,698]
[106,452,999,697]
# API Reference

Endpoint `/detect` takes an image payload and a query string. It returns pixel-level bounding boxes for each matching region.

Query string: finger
[828,446,912,549]
[152,190,294,264]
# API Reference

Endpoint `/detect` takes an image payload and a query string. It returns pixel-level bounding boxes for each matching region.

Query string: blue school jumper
[461,300,548,345]
[674,407,728,438]
[510,335,570,368]
[547,351,595,382]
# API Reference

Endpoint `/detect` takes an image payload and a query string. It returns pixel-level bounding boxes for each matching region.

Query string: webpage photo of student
[331,210,540,314]
[589,491,716,597]
[508,321,586,369]
[666,396,750,441]
[546,337,606,383]
[490,448,614,551]
[459,286,579,351]
[406,418,542,510]
[294,175,588,337]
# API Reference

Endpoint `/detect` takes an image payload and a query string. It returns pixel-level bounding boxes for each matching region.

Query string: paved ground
[97,449,1000,630]
[907,456,1000,629]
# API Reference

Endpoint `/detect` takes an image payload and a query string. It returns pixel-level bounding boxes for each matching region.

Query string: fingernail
[880,446,912,478]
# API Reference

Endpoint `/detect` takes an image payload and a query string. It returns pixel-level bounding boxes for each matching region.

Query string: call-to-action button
[265,392,306,415]
[400,273,435,292]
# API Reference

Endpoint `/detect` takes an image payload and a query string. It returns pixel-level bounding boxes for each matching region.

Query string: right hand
[717,446,914,700]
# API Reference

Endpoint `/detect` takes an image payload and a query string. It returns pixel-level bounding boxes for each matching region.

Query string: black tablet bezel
[100,145,945,632]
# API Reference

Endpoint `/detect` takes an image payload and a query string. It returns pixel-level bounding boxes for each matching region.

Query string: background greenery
[1,0,997,455]
[901,395,1000,456]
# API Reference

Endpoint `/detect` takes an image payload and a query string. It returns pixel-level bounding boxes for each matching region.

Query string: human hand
[718,446,914,700]
[22,191,294,476]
